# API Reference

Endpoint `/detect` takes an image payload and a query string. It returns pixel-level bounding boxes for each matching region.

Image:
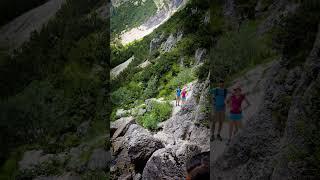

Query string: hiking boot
[226,139,231,145]
[217,134,222,141]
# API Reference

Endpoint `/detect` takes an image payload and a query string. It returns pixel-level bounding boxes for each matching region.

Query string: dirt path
[170,80,195,117]
[210,62,274,178]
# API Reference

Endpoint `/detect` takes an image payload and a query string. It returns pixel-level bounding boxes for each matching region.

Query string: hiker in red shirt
[226,86,250,145]
[181,87,187,106]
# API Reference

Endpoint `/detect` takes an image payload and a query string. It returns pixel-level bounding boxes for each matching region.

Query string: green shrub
[195,61,209,80]
[111,81,143,108]
[152,102,172,122]
[143,76,159,99]
[161,68,195,98]
[137,101,172,130]
[138,113,158,130]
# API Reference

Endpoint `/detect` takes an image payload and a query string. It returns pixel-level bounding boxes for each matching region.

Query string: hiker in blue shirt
[176,86,181,106]
[209,80,228,141]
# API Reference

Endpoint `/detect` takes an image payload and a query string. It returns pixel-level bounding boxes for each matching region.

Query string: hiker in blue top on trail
[209,80,228,141]
[176,86,181,106]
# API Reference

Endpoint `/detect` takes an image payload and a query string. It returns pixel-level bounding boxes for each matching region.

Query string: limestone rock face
[111,116,134,134]
[142,141,201,180]
[127,129,164,169]
[111,116,135,139]
[149,33,165,54]
[0,0,66,48]
[195,48,207,65]
[111,78,211,179]
[160,31,183,52]
[212,20,320,180]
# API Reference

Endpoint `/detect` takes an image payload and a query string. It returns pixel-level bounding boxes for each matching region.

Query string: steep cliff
[210,0,320,179]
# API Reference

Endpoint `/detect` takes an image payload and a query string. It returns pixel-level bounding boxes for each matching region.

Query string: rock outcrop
[110,56,135,79]
[195,48,207,65]
[212,21,320,180]
[160,31,183,52]
[119,0,187,45]
[111,76,211,179]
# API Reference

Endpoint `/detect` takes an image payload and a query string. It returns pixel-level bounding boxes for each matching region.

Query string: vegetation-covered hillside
[111,0,211,128]
[111,0,157,35]
[0,0,109,179]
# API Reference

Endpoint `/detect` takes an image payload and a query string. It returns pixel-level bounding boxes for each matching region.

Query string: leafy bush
[143,76,159,99]
[111,81,143,108]
[195,60,210,80]
[137,101,172,130]
[161,68,196,98]
[0,0,109,169]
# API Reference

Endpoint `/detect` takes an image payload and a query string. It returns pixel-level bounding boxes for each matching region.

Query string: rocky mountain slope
[0,0,65,48]
[111,77,210,179]
[118,0,187,45]
[0,0,109,179]
[210,0,320,179]
[111,0,188,44]
[110,0,211,179]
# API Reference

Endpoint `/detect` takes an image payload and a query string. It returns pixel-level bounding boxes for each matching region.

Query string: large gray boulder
[126,125,164,170]
[111,124,164,178]
[142,141,201,179]
[111,116,135,140]
[111,116,135,136]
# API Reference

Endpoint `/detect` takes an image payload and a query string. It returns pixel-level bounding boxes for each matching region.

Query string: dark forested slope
[0,0,109,179]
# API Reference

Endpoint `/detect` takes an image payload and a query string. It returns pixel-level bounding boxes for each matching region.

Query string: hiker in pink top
[225,86,250,145]
[181,87,187,109]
